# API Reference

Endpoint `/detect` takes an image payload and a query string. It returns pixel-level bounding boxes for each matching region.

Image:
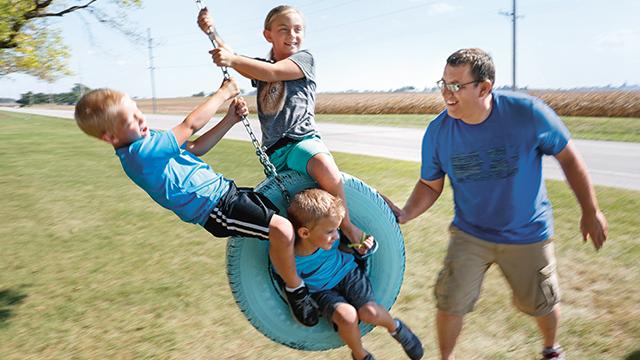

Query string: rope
[195,0,291,204]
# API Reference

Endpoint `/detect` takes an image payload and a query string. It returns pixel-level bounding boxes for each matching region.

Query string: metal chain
[195,0,291,203]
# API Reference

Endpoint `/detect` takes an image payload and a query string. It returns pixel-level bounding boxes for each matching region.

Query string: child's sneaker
[391,319,424,360]
[541,346,565,360]
[284,285,319,327]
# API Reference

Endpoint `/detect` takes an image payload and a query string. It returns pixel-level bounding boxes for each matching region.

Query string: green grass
[1,111,639,359]
[316,114,640,143]
[560,116,640,142]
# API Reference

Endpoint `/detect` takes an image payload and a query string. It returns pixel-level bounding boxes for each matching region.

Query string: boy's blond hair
[287,188,345,230]
[74,88,126,139]
[263,5,303,30]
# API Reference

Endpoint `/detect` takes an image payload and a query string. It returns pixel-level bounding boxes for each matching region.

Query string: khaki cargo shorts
[434,225,560,317]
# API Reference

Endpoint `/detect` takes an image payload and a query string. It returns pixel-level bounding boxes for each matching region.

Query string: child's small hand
[197,8,214,34]
[227,97,248,123]
[357,235,375,255]
[210,47,236,68]
[218,78,240,100]
[348,234,374,255]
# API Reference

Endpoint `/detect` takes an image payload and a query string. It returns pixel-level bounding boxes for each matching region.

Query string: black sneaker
[284,285,319,327]
[391,319,424,360]
[541,346,565,360]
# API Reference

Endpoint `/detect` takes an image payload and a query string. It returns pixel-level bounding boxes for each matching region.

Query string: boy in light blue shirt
[74,78,319,327]
[288,189,423,360]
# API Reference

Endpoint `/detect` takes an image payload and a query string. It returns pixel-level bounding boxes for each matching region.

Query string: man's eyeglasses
[437,79,480,92]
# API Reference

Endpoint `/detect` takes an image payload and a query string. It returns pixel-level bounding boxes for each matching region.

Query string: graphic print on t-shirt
[451,145,519,182]
[259,81,286,116]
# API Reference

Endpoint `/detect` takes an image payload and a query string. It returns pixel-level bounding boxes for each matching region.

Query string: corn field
[135,90,640,117]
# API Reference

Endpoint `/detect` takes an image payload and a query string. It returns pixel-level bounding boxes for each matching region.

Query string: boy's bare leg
[268,214,301,288]
[437,310,463,360]
[357,302,397,331]
[307,153,367,244]
[333,303,369,360]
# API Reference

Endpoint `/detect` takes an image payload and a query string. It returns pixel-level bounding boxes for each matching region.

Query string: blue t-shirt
[115,130,231,225]
[421,91,570,244]
[295,240,357,293]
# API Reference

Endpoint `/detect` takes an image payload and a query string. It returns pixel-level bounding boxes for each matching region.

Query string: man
[387,48,608,360]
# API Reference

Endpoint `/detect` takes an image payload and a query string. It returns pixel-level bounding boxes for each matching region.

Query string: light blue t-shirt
[115,130,231,225]
[295,239,357,293]
[421,91,571,244]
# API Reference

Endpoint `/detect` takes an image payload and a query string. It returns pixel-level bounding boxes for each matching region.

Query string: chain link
[196,0,291,203]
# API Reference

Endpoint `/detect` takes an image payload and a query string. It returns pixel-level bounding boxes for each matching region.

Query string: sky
[1,0,639,99]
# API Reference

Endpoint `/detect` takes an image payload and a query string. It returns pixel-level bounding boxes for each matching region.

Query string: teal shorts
[269,135,331,175]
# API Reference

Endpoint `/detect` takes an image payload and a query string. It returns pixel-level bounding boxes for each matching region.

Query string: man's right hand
[380,193,407,224]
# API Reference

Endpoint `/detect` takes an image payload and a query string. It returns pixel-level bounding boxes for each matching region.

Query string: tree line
[17,83,91,105]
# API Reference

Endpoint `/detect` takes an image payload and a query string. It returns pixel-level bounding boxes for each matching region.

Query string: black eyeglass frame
[437,79,481,92]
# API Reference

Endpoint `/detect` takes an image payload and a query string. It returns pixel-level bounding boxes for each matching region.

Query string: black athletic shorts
[203,182,278,240]
[311,267,375,325]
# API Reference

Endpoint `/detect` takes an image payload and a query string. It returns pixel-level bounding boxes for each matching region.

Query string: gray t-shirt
[252,50,318,149]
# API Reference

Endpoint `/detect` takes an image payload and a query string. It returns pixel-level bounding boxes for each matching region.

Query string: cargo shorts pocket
[536,262,560,313]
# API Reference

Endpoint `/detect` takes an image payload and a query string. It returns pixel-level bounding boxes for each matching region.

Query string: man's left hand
[581,210,608,250]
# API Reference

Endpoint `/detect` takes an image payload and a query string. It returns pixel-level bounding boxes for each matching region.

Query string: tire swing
[194,0,405,350]
[226,170,406,351]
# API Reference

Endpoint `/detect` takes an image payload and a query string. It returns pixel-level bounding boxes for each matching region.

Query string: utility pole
[147,28,158,113]
[500,0,521,90]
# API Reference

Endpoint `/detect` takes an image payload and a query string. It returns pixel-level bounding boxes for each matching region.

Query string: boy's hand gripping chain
[195,0,291,203]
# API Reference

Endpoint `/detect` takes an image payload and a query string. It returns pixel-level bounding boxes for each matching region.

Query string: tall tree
[0,0,142,81]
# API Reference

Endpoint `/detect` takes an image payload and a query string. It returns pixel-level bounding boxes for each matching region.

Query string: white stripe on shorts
[210,207,270,239]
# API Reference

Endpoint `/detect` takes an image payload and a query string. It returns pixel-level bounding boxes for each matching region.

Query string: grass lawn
[316,114,640,143]
[1,111,639,359]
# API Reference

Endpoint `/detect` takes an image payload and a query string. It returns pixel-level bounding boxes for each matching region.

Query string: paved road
[4,107,639,191]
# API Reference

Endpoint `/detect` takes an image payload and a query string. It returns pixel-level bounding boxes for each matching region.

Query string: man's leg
[497,240,561,356]
[536,305,560,348]
[437,310,463,360]
[434,226,495,360]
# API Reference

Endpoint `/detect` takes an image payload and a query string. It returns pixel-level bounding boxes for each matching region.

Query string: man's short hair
[447,48,495,84]
[287,188,345,230]
[74,89,125,139]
